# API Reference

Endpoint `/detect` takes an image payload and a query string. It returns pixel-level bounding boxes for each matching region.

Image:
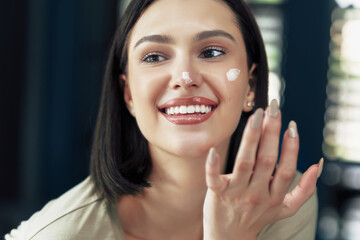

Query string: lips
[158,97,218,125]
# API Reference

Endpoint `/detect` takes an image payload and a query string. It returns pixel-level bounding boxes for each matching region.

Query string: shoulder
[258,171,318,240]
[5,177,117,240]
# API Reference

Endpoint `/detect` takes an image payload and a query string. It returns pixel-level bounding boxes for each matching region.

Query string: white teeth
[206,106,210,113]
[187,105,195,113]
[174,106,180,114]
[179,105,187,114]
[195,105,201,113]
[164,104,214,115]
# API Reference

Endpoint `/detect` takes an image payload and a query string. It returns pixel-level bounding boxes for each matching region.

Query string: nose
[169,59,202,90]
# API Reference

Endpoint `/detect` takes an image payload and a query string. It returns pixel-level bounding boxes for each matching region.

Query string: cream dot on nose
[182,72,192,84]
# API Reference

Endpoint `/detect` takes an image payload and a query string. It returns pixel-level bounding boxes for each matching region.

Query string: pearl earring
[247,102,254,107]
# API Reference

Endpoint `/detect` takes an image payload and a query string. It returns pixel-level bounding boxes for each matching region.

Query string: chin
[162,133,225,158]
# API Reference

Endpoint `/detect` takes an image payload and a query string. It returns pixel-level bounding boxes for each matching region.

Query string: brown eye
[142,53,167,63]
[199,47,226,59]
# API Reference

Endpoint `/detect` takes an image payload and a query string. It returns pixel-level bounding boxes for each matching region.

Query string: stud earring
[247,102,254,107]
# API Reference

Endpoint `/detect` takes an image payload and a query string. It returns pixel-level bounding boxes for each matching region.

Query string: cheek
[127,68,169,137]
[201,67,249,100]
[129,67,168,106]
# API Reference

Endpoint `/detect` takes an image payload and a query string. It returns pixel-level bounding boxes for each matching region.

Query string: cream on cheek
[226,68,241,82]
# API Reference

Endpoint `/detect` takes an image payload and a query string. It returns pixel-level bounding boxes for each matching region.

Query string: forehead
[129,0,242,46]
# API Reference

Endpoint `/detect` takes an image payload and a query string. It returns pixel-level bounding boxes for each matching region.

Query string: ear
[120,74,135,117]
[242,64,257,112]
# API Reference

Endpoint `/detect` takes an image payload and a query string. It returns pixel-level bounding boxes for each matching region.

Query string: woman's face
[123,0,255,157]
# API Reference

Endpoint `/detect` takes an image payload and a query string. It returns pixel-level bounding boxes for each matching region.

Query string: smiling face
[123,0,255,158]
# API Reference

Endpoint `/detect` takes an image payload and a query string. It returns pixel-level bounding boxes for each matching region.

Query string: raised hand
[203,100,323,240]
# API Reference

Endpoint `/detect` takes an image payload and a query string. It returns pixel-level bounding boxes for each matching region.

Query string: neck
[117,141,229,240]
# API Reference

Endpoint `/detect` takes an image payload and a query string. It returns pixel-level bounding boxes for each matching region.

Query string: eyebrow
[195,30,235,42]
[133,30,235,49]
[134,35,174,49]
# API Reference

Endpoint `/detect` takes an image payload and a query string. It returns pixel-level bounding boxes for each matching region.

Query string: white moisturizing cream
[226,68,241,81]
[182,72,192,85]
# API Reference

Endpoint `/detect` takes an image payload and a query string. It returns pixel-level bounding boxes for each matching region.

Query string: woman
[6,0,322,239]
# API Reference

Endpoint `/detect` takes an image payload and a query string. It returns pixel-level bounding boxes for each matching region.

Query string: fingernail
[317,158,324,178]
[288,121,298,138]
[208,147,216,165]
[251,108,264,129]
[269,99,279,118]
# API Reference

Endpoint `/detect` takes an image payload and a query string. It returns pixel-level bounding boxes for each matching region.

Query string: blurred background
[1,0,359,239]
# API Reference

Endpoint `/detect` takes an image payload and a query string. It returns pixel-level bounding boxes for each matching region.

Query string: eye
[199,47,226,59]
[142,53,167,63]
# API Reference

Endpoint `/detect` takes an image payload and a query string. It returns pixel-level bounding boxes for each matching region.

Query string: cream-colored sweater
[5,172,317,240]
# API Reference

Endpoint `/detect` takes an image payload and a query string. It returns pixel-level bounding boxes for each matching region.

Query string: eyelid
[202,46,227,52]
[199,46,227,58]
[140,51,168,63]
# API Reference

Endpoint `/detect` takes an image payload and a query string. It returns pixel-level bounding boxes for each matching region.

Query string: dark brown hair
[90,0,268,202]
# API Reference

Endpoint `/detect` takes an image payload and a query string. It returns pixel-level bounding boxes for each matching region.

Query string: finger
[205,148,225,193]
[231,108,264,187]
[270,121,299,198]
[278,159,323,219]
[250,99,281,187]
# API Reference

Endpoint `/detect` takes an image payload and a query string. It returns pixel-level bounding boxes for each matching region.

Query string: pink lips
[158,97,218,125]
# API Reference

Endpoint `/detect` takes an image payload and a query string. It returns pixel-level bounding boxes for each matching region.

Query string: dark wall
[282,2,332,238]
[282,0,332,172]
[0,0,28,202]
[0,0,118,235]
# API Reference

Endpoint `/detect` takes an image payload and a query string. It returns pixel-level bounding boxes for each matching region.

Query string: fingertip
[252,108,264,129]
[300,164,319,189]
[303,164,318,177]
[207,147,216,165]
[205,148,223,192]
[287,121,298,139]
[268,99,279,119]
[206,147,219,176]
[317,158,324,179]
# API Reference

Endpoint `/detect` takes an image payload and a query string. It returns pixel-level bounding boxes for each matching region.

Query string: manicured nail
[251,108,264,129]
[288,121,298,138]
[208,148,216,165]
[317,158,324,178]
[269,99,279,118]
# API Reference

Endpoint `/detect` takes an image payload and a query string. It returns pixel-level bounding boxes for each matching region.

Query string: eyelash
[141,52,167,64]
[141,46,227,64]
[199,46,227,59]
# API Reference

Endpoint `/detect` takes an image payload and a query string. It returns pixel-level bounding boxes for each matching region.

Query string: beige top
[5,172,317,240]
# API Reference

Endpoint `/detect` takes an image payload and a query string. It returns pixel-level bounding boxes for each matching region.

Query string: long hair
[90,0,268,202]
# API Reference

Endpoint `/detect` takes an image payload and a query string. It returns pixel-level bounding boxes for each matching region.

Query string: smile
[163,105,213,115]
[158,97,218,125]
